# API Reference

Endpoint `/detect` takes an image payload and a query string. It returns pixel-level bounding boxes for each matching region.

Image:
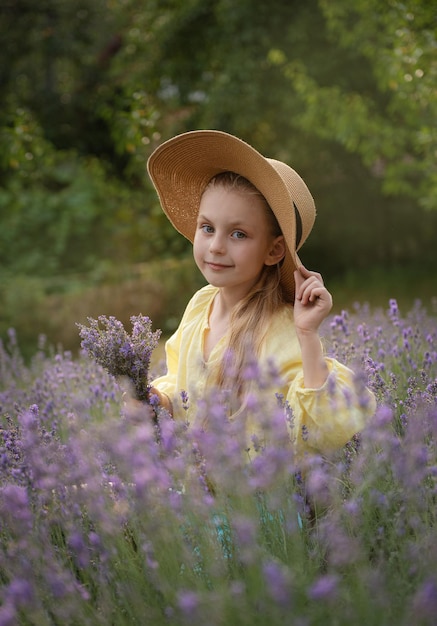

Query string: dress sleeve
[264,308,376,458]
[285,356,376,458]
[151,288,197,399]
[151,329,180,400]
[151,284,215,408]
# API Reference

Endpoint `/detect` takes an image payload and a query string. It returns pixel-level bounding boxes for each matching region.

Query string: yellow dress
[152,284,375,459]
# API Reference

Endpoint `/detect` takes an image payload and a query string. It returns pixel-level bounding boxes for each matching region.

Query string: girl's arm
[293,265,333,389]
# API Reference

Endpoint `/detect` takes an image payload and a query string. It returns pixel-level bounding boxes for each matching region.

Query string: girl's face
[193,186,285,299]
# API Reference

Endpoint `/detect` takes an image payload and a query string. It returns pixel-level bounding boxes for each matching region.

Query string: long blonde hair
[204,172,290,407]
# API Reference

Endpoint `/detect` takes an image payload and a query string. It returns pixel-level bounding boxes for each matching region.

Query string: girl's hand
[293,265,333,335]
[149,386,173,415]
[122,386,173,419]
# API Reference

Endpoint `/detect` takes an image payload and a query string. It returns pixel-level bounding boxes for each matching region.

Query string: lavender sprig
[77,315,161,402]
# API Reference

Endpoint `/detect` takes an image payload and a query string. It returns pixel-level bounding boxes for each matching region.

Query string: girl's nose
[209,233,226,254]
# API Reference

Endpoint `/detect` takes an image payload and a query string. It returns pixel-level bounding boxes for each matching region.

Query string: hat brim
[147,130,315,301]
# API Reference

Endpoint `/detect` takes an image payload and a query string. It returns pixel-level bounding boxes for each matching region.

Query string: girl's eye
[232,230,246,239]
[201,224,214,234]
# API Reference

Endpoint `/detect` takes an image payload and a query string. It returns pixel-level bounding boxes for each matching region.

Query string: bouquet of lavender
[77,314,161,402]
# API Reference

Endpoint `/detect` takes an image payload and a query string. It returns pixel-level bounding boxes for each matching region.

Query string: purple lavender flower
[177,590,199,615]
[0,295,436,624]
[180,390,190,411]
[307,574,340,601]
[0,603,16,626]
[411,578,437,622]
[262,559,292,606]
[388,298,399,325]
[330,309,350,336]
[77,314,161,402]
[68,531,90,569]
[0,484,32,530]
[5,578,34,608]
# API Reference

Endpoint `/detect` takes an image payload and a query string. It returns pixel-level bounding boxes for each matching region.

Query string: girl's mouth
[205,261,231,271]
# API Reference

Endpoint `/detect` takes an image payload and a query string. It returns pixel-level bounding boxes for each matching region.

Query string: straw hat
[147,130,316,301]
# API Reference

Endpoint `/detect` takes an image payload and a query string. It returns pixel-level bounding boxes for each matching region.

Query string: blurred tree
[0,0,186,276]
[281,0,437,210]
[129,0,436,210]
[0,0,436,281]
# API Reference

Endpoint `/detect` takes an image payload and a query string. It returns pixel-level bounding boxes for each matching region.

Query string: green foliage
[276,0,437,208]
[0,0,436,292]
[0,153,111,275]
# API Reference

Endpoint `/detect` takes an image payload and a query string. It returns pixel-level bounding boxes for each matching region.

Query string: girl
[147,130,375,459]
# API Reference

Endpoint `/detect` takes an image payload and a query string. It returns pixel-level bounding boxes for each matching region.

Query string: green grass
[328,265,436,314]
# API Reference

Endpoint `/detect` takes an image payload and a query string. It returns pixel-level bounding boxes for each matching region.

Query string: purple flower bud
[178,590,199,615]
[6,578,34,608]
[262,560,292,606]
[0,603,16,626]
[411,579,437,621]
[307,574,339,601]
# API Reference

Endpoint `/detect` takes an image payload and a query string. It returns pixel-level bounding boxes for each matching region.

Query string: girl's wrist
[295,327,321,343]
[296,330,329,388]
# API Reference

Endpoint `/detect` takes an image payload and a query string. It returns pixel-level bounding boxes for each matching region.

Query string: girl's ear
[265,235,286,266]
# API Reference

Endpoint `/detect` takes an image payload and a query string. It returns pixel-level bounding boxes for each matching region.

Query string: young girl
[147,130,375,459]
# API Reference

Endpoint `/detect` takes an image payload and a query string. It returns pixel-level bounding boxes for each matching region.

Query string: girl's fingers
[294,268,305,293]
[294,266,333,329]
[297,265,324,283]
[301,285,323,304]
[295,266,325,301]
[306,286,322,303]
[296,276,322,302]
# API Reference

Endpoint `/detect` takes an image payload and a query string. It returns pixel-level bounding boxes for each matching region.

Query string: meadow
[0,297,436,625]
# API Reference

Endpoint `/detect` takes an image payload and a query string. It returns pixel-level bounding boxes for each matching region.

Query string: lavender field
[1,299,436,625]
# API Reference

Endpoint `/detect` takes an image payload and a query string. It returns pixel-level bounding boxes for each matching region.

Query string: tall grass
[0,299,436,625]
